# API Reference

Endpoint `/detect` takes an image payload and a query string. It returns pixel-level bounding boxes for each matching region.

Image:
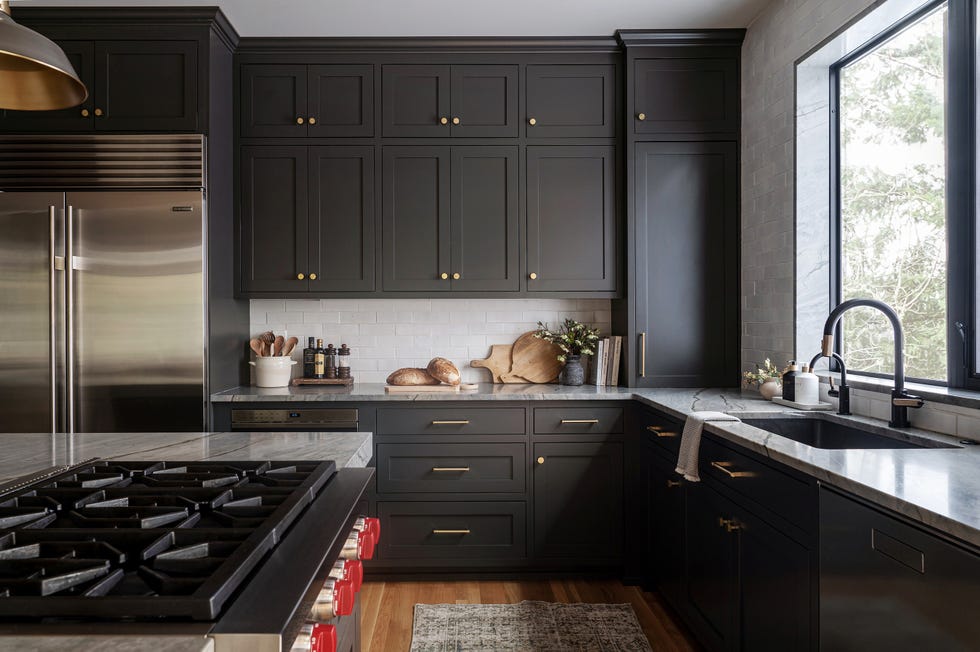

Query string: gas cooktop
[0,459,336,621]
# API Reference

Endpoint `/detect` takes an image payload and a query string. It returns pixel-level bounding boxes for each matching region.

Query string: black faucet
[821,298,924,427]
[809,351,850,415]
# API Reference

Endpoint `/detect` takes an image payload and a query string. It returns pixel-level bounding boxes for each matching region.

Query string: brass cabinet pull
[637,112,646,121]
[296,117,305,124]
[529,272,537,280]
[94,108,104,117]
[309,273,317,280]
[639,332,647,377]
[560,419,599,424]
[536,456,545,465]
[528,117,537,126]
[296,273,305,280]
[431,420,469,425]
[711,461,756,479]
[440,272,449,280]
[439,116,449,125]
[647,425,677,438]
[432,529,471,534]
[452,272,461,280]
[432,467,470,472]
[718,517,741,533]
[452,116,460,125]
[80,108,90,117]
[666,480,682,488]
[308,117,316,125]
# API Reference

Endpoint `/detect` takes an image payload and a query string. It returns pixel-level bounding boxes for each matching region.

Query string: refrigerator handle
[48,205,58,434]
[66,204,75,435]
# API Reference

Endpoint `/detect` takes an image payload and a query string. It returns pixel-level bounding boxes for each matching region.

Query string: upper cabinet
[382,64,518,138]
[241,64,374,138]
[633,57,739,136]
[2,40,198,132]
[525,64,615,138]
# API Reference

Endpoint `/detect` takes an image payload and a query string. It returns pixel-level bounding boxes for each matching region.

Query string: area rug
[409,601,654,651]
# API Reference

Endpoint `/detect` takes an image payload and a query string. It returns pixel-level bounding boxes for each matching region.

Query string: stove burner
[0,459,335,620]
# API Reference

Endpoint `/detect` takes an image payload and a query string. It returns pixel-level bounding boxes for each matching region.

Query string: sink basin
[741,417,958,450]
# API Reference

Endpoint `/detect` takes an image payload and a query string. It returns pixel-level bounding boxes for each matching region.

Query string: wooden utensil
[384,383,479,393]
[470,344,515,383]
[273,335,284,356]
[249,338,264,357]
[281,337,299,357]
[502,331,562,383]
[259,331,275,343]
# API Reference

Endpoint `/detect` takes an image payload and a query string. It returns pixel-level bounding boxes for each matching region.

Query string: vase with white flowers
[533,319,601,386]
[742,358,783,400]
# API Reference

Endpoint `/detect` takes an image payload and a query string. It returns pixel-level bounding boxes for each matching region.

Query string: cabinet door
[526,65,615,137]
[308,64,374,137]
[450,146,519,291]
[241,64,308,138]
[308,146,375,292]
[450,65,518,137]
[646,448,687,611]
[532,442,623,560]
[95,41,197,131]
[738,507,814,652]
[382,65,450,137]
[634,141,738,386]
[685,483,738,652]
[526,146,617,292]
[382,146,451,291]
[240,146,309,293]
[1,41,94,132]
[633,58,738,136]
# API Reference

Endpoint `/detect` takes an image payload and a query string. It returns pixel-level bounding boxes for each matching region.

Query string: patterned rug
[409,601,654,651]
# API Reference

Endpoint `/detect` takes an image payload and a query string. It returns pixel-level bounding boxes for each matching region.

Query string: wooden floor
[360,579,701,652]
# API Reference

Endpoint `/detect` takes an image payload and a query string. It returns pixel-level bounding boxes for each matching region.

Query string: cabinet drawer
[377,407,525,435]
[533,407,623,434]
[636,407,683,457]
[700,436,812,531]
[376,443,525,494]
[378,501,526,560]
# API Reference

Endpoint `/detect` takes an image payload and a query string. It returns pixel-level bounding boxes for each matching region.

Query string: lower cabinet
[643,443,686,607]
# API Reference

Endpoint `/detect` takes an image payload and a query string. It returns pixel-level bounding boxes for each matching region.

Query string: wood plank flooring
[360,579,701,651]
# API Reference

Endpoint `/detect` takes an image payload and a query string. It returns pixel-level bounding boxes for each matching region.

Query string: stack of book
[589,335,622,386]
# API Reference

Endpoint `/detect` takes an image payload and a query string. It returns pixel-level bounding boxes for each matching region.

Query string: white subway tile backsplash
[250,298,611,383]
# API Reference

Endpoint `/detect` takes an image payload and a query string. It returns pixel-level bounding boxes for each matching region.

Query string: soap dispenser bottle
[795,364,819,405]
[782,361,800,402]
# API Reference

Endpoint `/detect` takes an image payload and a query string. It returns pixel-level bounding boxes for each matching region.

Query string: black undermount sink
[741,417,958,450]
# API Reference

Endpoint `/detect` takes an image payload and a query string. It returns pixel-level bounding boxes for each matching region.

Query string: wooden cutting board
[470,344,515,383]
[502,332,562,383]
[384,383,479,393]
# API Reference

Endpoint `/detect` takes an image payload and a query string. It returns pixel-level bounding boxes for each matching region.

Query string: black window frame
[829,0,978,390]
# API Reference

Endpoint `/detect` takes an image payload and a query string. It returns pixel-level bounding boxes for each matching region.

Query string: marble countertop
[213,383,980,549]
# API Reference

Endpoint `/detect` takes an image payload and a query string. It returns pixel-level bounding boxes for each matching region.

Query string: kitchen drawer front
[700,436,813,531]
[378,501,526,560]
[377,407,525,435]
[533,407,624,435]
[636,407,682,457]
[376,442,525,494]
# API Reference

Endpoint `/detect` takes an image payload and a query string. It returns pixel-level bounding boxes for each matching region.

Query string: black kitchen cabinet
[382,145,518,292]
[526,146,617,293]
[532,441,623,561]
[644,444,687,609]
[633,141,738,386]
[633,57,739,136]
[382,64,518,137]
[241,63,374,137]
[241,145,374,293]
[3,40,198,132]
[526,64,615,137]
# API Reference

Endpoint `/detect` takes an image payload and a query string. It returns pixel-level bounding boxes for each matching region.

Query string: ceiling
[13,0,771,37]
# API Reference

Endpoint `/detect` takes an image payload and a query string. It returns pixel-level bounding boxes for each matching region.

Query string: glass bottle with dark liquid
[314,338,326,379]
[303,337,316,378]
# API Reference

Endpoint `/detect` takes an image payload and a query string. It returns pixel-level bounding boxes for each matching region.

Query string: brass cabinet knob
[439,117,449,125]
[296,117,305,125]
[529,272,537,280]
[536,456,545,465]
[637,113,646,121]
[440,272,449,280]
[296,273,305,280]
[452,117,460,125]
[309,273,317,280]
[80,108,90,117]
[308,117,316,125]
[528,117,536,126]
[452,272,461,280]
[94,108,103,117]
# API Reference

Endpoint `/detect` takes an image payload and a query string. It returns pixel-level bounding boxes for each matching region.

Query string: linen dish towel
[675,411,741,482]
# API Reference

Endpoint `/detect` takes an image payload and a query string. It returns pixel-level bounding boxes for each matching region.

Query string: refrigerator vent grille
[0,134,205,189]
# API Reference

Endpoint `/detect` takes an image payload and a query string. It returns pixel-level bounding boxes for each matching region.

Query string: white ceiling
[13,0,771,37]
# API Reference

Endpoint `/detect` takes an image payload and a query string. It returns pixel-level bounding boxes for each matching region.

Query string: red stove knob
[311,578,354,620]
[310,623,337,652]
[329,559,363,593]
[354,516,381,542]
[340,529,375,561]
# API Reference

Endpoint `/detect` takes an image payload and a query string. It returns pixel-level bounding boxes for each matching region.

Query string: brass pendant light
[0,0,87,110]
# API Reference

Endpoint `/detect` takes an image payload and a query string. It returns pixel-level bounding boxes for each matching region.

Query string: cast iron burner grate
[0,460,335,620]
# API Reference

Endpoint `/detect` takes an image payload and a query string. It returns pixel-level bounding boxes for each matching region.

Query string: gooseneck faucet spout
[821,298,923,427]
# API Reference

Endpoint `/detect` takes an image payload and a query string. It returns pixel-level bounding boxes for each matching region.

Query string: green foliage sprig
[534,319,601,363]
[742,359,782,387]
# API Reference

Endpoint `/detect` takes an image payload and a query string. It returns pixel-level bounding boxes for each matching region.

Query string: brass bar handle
[65,205,76,434]
[48,205,58,434]
[431,420,470,425]
[639,332,646,377]
[666,480,682,488]
[432,467,470,472]
[646,425,678,438]
[560,419,599,424]
[711,461,756,479]
[432,529,470,535]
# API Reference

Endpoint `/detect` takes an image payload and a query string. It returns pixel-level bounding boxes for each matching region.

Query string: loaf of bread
[427,357,461,385]
[386,368,441,386]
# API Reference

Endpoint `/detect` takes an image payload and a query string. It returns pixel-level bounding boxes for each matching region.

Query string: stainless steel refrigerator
[0,135,211,433]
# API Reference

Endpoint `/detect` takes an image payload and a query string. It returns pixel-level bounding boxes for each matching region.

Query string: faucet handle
[827,376,840,398]
[893,393,924,409]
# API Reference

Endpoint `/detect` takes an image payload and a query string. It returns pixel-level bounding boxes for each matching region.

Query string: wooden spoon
[249,338,264,357]
[281,336,299,357]
[273,335,285,356]
[259,331,275,344]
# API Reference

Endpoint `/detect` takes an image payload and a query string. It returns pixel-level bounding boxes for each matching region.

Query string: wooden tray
[385,383,479,393]
[291,377,354,386]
